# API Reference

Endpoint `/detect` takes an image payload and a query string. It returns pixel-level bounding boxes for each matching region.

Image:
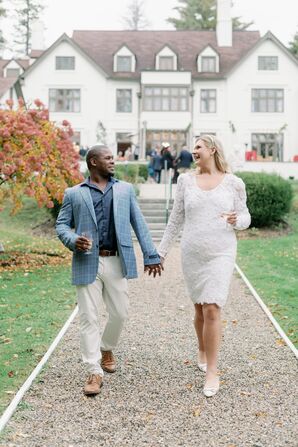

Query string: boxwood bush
[235,172,293,228]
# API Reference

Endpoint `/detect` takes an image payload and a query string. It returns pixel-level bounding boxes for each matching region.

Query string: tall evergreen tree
[13,0,44,55]
[289,30,298,58]
[122,0,149,30]
[167,0,253,31]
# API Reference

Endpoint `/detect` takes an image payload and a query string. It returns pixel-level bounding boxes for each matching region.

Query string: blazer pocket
[120,238,133,247]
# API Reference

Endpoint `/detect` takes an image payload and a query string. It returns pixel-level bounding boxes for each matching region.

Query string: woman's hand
[225,212,237,225]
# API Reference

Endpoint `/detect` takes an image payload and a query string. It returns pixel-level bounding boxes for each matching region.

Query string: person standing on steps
[158,135,250,398]
[56,145,162,396]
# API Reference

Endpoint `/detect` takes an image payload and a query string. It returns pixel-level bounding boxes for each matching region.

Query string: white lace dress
[158,173,251,308]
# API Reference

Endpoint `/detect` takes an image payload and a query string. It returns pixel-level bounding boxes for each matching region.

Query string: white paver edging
[0,306,78,434]
[235,264,298,359]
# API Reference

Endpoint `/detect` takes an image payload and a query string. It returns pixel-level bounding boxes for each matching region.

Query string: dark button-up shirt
[81,177,118,251]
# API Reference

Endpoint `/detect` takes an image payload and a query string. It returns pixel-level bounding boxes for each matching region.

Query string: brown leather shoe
[84,374,103,395]
[101,350,116,373]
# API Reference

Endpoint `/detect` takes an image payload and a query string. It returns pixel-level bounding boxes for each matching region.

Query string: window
[143,87,188,111]
[251,133,283,161]
[49,89,81,112]
[116,89,132,112]
[159,56,174,70]
[258,56,278,70]
[251,89,284,112]
[116,56,132,72]
[200,89,216,113]
[6,68,20,77]
[201,56,216,72]
[55,56,75,70]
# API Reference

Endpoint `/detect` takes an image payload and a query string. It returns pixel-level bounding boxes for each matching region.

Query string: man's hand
[144,263,163,278]
[75,236,92,252]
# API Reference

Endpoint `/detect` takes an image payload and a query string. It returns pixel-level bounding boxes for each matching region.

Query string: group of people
[117,145,140,162]
[56,134,251,399]
[148,142,193,184]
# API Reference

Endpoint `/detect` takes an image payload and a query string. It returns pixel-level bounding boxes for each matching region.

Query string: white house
[0,58,28,106]
[16,0,298,165]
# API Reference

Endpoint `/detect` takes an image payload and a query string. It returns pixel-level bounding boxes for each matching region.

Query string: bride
[158,135,251,397]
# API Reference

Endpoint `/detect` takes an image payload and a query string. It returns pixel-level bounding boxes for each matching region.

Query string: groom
[56,145,162,395]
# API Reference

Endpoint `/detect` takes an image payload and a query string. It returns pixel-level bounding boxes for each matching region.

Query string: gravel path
[1,245,297,447]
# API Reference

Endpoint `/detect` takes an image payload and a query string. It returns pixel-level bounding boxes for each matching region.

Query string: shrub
[235,172,293,227]
[114,163,148,183]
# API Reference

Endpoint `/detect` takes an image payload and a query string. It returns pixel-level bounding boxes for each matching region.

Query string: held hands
[144,263,164,278]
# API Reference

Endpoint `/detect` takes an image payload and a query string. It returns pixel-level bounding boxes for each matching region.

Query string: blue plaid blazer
[55,179,160,285]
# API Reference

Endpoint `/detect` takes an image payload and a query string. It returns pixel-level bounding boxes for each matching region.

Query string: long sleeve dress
[158,172,251,308]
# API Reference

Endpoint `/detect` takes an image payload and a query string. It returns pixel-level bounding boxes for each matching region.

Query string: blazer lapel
[79,187,97,227]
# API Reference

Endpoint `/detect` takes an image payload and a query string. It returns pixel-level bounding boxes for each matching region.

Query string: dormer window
[159,56,174,71]
[117,55,132,72]
[201,56,216,72]
[6,68,20,77]
[197,46,219,73]
[156,46,177,71]
[114,46,136,73]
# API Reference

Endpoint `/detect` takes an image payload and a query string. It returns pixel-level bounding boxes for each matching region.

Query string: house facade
[14,0,298,162]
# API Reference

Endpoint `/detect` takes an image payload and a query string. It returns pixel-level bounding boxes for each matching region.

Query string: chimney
[216,0,232,47]
[31,20,46,50]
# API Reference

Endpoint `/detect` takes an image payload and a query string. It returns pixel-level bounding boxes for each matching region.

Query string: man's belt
[99,249,117,257]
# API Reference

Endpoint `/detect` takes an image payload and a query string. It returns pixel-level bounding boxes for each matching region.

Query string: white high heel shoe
[203,378,220,397]
[197,362,207,373]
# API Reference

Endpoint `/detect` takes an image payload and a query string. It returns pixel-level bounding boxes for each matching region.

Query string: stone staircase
[135,198,174,242]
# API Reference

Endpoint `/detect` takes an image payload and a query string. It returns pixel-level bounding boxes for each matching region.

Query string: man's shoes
[84,374,103,395]
[101,350,116,373]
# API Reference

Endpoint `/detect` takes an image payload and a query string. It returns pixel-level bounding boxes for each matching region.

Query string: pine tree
[122,0,149,30]
[13,0,44,55]
[289,30,298,58]
[167,0,253,31]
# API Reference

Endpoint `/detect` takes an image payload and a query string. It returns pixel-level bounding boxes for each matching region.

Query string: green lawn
[0,199,75,413]
[237,181,298,347]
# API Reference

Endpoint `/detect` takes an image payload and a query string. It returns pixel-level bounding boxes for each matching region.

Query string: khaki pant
[76,256,129,375]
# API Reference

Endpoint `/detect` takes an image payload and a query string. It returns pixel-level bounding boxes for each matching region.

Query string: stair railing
[165,162,173,224]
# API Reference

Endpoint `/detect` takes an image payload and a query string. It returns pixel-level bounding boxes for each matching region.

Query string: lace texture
[158,173,251,307]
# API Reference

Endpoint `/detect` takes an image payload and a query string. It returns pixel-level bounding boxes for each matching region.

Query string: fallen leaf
[239,391,252,396]
[184,359,191,365]
[25,327,32,333]
[276,338,286,346]
[255,411,268,418]
[232,319,238,325]
[193,407,201,417]
[8,370,14,377]
[186,383,193,390]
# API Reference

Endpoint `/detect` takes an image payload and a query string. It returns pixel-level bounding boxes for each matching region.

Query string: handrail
[165,164,173,224]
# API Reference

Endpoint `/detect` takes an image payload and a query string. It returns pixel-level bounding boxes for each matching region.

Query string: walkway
[1,245,297,447]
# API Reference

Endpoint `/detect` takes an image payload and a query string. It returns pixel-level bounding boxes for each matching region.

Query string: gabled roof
[72,30,260,79]
[22,33,108,79]
[0,77,18,98]
[227,31,298,75]
[0,58,29,77]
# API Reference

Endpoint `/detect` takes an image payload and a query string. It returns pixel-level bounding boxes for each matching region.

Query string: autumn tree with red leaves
[0,98,83,214]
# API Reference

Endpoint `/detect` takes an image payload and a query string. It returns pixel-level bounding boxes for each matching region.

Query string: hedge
[235,172,293,228]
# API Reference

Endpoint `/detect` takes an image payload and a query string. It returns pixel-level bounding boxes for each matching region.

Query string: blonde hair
[195,134,230,173]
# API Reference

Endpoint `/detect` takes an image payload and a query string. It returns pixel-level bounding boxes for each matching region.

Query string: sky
[1,0,298,54]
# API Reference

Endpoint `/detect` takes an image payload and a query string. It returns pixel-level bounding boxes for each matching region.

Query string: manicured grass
[0,198,74,413]
[0,266,75,414]
[237,181,298,347]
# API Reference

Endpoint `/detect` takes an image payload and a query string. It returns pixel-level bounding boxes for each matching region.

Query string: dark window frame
[251,89,284,113]
[55,56,75,70]
[116,89,132,113]
[200,89,217,113]
[49,88,81,113]
[143,86,189,112]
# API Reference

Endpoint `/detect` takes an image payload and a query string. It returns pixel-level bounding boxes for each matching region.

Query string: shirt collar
[81,176,118,189]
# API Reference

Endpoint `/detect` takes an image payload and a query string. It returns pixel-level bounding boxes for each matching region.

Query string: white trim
[0,306,79,433]
[235,264,298,359]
